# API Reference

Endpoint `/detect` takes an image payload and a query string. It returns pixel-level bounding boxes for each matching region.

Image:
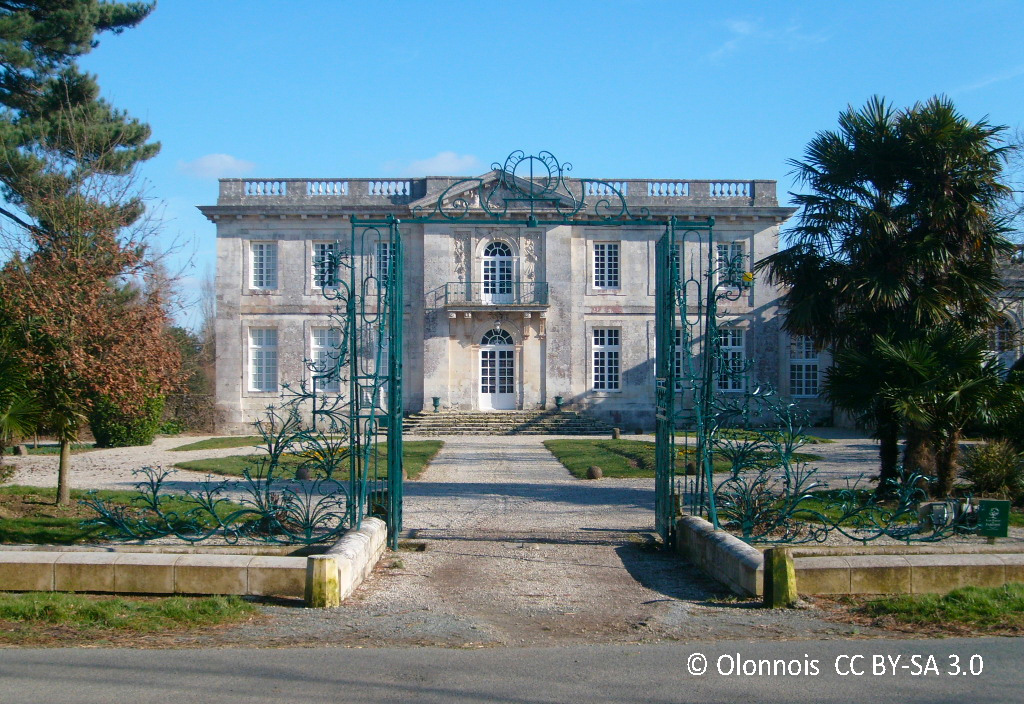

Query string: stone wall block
[174,554,251,595]
[0,552,58,591]
[247,556,307,597]
[846,555,912,594]
[54,552,116,592]
[112,553,178,594]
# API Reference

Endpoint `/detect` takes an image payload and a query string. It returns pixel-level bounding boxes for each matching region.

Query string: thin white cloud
[398,151,482,177]
[178,153,256,179]
[708,18,827,60]
[952,64,1024,95]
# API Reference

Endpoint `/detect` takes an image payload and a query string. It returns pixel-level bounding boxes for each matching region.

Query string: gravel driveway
[2,431,985,646]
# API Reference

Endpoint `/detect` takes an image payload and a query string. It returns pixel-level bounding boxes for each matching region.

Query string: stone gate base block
[792,556,851,595]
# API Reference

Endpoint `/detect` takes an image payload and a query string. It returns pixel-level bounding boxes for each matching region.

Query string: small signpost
[977,499,1011,542]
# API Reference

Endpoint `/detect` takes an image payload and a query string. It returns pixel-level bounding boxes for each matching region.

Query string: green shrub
[89,395,165,448]
[959,440,1024,504]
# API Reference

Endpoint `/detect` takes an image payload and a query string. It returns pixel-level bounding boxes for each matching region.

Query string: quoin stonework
[202,164,860,434]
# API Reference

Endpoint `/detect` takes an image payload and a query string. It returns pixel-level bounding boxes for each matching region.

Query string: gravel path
[211,434,883,647]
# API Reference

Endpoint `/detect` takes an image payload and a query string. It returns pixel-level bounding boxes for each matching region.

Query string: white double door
[482,251,513,304]
[479,344,515,410]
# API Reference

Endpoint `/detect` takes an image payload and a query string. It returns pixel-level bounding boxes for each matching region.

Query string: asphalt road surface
[1,637,1021,704]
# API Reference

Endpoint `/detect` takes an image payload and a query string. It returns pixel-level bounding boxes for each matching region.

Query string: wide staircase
[402,410,613,436]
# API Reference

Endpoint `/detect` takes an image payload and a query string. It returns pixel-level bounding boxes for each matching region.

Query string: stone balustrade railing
[219,177,778,207]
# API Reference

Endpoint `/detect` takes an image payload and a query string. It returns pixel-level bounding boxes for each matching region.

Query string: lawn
[676,429,834,444]
[173,440,444,480]
[169,436,264,452]
[3,443,95,455]
[0,592,257,645]
[543,438,822,479]
[0,486,244,545]
[857,583,1024,631]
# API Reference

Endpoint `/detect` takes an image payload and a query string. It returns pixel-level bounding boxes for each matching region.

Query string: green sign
[977,500,1011,538]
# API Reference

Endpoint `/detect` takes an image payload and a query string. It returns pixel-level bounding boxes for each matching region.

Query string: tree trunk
[934,430,961,497]
[903,425,936,475]
[876,411,901,492]
[57,438,71,505]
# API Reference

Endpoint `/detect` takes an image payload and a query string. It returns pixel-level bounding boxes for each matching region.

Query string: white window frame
[250,242,278,290]
[592,328,621,392]
[249,327,278,392]
[789,334,819,398]
[716,241,746,289]
[674,327,685,391]
[716,327,745,392]
[310,326,341,393]
[311,242,338,289]
[376,240,395,288]
[593,242,620,289]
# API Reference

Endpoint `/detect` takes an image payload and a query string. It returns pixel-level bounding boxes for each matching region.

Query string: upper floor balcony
[444,281,549,310]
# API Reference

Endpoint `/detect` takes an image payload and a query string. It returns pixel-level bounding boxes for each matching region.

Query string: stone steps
[402,410,613,436]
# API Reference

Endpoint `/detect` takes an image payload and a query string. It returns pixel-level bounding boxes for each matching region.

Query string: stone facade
[199,169,824,434]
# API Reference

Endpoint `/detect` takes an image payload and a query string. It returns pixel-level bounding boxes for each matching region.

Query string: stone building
[199,165,831,434]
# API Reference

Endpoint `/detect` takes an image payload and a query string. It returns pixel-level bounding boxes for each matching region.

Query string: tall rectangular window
[716,242,745,287]
[310,327,341,393]
[789,335,819,397]
[249,328,278,392]
[674,328,685,391]
[593,242,620,289]
[716,328,745,392]
[251,243,278,289]
[376,240,395,287]
[312,242,337,288]
[592,328,621,391]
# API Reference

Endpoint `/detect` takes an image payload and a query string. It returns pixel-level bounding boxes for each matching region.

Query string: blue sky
[75,0,1024,328]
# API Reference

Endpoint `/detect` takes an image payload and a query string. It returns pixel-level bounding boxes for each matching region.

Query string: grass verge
[3,443,95,455]
[169,436,264,452]
[543,438,821,479]
[0,486,245,545]
[0,592,258,646]
[855,583,1024,632]
[173,440,444,480]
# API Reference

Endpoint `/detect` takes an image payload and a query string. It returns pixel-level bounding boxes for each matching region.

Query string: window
[716,327,745,392]
[716,242,746,288]
[377,240,395,287]
[251,243,278,289]
[249,328,278,392]
[989,318,1015,354]
[789,334,819,397]
[312,242,337,288]
[310,327,341,393]
[674,328,685,391]
[592,328,621,391]
[593,242,620,289]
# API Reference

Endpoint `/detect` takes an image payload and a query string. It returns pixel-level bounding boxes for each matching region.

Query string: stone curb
[326,516,388,603]
[0,551,306,597]
[675,516,763,596]
[676,515,1024,597]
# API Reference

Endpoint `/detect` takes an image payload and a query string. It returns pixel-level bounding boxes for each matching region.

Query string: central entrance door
[479,328,515,410]
[482,241,514,304]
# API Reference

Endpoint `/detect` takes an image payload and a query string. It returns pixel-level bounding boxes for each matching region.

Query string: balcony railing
[444,281,548,307]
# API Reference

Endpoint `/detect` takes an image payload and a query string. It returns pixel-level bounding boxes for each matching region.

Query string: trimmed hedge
[89,395,165,448]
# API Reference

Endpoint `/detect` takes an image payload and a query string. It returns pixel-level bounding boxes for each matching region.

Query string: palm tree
[757,96,1013,483]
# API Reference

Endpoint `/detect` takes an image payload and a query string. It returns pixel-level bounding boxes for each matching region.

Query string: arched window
[989,318,1015,353]
[481,329,514,346]
[484,241,513,257]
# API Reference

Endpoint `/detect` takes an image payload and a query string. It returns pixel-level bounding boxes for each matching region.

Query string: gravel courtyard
[0,431,958,646]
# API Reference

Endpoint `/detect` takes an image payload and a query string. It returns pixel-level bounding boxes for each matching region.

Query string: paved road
[1,638,1020,703]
